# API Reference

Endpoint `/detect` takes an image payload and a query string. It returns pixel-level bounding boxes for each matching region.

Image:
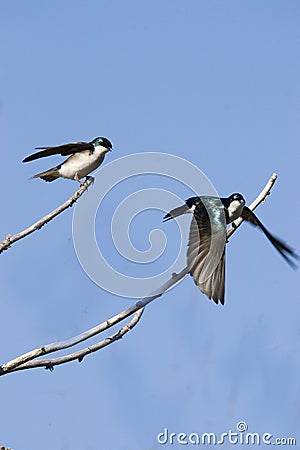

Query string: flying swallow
[164,193,299,305]
[22,137,112,183]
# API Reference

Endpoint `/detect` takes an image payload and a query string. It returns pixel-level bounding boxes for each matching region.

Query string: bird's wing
[163,204,190,221]
[241,206,299,269]
[187,197,227,304]
[22,142,93,162]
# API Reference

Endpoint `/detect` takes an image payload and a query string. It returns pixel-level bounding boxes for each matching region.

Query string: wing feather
[22,142,93,162]
[187,198,227,304]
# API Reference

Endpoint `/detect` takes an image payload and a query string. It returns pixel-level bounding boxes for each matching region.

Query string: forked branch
[0,174,278,375]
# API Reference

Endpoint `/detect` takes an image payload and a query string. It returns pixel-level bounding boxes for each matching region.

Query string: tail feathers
[242,207,299,269]
[32,167,60,182]
[163,204,189,221]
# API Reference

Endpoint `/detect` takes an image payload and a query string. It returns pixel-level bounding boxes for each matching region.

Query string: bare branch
[0,174,277,375]
[0,177,94,254]
[227,173,277,239]
[0,268,188,375]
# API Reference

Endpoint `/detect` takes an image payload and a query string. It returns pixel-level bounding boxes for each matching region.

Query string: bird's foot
[85,175,95,184]
[74,173,82,185]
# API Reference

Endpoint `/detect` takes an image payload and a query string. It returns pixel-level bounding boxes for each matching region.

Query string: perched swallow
[164,193,299,305]
[22,137,112,183]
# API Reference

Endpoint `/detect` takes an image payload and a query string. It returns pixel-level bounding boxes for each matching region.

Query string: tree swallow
[22,137,112,183]
[164,193,299,305]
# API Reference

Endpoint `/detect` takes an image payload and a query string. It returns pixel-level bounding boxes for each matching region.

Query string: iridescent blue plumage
[164,193,299,305]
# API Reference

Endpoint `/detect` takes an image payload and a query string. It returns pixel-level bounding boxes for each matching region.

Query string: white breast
[58,146,107,180]
[227,199,245,223]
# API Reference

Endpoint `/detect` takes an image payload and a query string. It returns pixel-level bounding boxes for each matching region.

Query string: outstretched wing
[242,206,299,269]
[22,141,93,163]
[187,197,227,305]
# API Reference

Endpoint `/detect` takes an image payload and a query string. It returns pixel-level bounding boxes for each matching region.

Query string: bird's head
[91,137,113,152]
[229,193,245,204]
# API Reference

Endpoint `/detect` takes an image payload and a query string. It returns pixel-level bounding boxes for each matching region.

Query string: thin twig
[0,174,277,375]
[0,268,188,375]
[7,308,146,373]
[0,177,94,254]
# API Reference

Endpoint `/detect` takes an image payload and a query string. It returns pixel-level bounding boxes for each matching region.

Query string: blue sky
[1,1,300,449]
